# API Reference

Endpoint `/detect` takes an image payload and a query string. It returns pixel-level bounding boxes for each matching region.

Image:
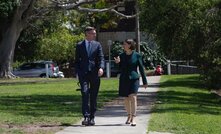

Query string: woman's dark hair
[125,39,136,50]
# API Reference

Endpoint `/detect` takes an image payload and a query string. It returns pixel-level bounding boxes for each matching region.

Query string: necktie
[88,42,91,71]
[87,41,91,56]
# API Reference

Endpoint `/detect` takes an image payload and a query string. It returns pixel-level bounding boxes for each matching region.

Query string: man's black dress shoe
[89,118,95,126]
[81,117,89,126]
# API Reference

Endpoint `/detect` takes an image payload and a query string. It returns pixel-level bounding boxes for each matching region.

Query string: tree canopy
[140,0,221,89]
[0,0,136,78]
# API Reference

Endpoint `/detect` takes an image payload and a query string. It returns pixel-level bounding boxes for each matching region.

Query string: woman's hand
[143,84,148,89]
[114,56,120,63]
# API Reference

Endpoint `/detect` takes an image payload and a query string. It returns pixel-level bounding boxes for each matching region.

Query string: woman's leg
[124,97,131,124]
[129,93,137,126]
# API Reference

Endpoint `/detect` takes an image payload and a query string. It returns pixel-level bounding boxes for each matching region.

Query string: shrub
[199,39,221,90]
[110,41,167,70]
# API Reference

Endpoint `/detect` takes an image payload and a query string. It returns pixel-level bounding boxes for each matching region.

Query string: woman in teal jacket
[114,39,148,126]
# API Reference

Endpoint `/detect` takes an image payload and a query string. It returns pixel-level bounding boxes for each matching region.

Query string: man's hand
[114,56,120,63]
[98,68,103,77]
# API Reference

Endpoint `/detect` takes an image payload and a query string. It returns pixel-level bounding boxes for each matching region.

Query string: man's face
[86,30,96,41]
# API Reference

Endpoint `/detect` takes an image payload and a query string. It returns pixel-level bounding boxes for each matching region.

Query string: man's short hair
[85,26,96,33]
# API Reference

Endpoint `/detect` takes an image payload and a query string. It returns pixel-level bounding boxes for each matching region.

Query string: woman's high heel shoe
[130,115,136,126]
[125,114,131,124]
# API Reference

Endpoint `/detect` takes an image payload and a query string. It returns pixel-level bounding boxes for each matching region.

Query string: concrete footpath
[56,76,161,134]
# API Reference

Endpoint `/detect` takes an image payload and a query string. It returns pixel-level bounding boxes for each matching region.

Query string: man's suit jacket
[75,40,105,78]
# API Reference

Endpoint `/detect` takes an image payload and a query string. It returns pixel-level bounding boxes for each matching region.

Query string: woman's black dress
[118,53,140,97]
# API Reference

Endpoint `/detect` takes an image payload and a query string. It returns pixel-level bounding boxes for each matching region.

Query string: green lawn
[0,78,118,134]
[148,75,221,134]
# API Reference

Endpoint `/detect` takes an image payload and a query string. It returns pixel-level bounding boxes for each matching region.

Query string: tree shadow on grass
[160,75,205,89]
[0,94,82,117]
[0,90,119,118]
[152,75,221,115]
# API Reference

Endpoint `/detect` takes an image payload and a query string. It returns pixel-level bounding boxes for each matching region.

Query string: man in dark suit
[75,27,105,126]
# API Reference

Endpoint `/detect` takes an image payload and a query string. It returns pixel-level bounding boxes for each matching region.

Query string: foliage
[14,9,87,63]
[11,60,24,70]
[0,0,135,78]
[14,27,42,62]
[0,0,19,17]
[198,4,221,89]
[91,0,119,29]
[38,28,84,64]
[140,0,217,60]
[199,26,221,89]
[14,9,63,62]
[140,0,221,89]
[140,42,167,69]
[110,41,167,69]
[64,10,90,35]
[110,41,124,58]
[14,1,118,64]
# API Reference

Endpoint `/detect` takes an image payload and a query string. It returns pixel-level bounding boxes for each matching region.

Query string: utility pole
[106,40,112,78]
[135,1,140,53]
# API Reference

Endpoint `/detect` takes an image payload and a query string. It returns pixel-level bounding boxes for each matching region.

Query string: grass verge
[0,78,118,134]
[148,75,221,134]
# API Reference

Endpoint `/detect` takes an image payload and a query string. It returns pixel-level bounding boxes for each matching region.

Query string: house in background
[98,0,150,55]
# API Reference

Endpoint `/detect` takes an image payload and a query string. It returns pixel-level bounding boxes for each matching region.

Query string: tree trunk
[0,0,35,78]
[0,18,23,78]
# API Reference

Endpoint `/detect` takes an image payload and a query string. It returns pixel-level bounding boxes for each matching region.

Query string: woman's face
[122,41,131,51]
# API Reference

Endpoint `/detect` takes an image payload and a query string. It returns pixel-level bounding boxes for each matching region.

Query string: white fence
[167,60,199,75]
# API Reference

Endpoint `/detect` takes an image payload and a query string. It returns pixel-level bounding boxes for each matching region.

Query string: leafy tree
[38,28,84,64]
[140,0,216,60]
[140,0,221,89]
[14,8,85,62]
[198,3,221,89]
[0,0,136,78]
[0,0,35,78]
[14,28,41,62]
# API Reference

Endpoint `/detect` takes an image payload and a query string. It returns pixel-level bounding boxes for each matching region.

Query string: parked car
[13,61,64,78]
